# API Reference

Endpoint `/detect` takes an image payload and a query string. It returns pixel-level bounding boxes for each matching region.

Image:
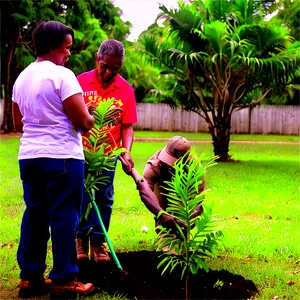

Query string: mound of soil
[78,250,259,299]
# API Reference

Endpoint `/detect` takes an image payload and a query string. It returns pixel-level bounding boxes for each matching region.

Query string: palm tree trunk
[209,115,232,162]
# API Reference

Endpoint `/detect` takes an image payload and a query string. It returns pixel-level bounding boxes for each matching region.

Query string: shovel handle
[87,189,123,270]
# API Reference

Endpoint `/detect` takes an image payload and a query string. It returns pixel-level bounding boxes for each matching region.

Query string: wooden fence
[133,103,300,135]
[1,99,298,135]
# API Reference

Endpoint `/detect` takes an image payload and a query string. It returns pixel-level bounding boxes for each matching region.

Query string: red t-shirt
[77,69,137,152]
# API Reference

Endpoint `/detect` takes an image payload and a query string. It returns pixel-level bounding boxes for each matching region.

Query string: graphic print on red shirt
[77,69,137,153]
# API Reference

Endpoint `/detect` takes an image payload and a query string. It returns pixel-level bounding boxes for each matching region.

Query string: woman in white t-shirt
[12,20,95,299]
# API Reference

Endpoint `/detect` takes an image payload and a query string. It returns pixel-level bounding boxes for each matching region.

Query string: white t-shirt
[12,61,84,160]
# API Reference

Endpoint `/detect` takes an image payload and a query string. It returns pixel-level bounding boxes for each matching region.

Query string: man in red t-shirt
[76,39,137,263]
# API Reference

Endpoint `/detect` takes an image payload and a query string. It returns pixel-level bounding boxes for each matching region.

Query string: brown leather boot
[75,237,89,261]
[50,278,95,299]
[90,244,111,263]
[19,277,52,298]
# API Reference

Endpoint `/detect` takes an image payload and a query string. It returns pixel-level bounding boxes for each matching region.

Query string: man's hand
[158,213,186,233]
[88,104,97,116]
[119,152,134,175]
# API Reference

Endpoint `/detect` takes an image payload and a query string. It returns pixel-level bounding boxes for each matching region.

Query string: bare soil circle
[78,250,259,299]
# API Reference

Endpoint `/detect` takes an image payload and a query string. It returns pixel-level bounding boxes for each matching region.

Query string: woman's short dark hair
[32,20,74,56]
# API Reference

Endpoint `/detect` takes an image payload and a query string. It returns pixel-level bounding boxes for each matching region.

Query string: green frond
[204,20,229,53]
[192,256,209,272]
[83,99,126,193]
[14,45,35,68]
[190,263,198,274]
[157,256,170,270]
[11,13,30,23]
[156,152,222,279]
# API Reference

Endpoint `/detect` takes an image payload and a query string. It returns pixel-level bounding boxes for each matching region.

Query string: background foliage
[1,0,299,161]
[137,0,299,161]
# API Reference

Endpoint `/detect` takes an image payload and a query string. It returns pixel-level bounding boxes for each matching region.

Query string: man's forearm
[120,124,134,151]
[136,180,163,217]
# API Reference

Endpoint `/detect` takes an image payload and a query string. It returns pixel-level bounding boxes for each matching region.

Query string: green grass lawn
[133,131,300,142]
[0,133,299,299]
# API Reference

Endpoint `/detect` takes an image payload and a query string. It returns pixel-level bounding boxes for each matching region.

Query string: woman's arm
[63,93,94,132]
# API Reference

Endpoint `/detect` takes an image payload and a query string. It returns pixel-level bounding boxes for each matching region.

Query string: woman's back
[12,60,84,159]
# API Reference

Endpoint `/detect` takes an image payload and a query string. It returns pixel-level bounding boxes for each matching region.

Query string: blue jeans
[77,158,117,245]
[17,158,84,284]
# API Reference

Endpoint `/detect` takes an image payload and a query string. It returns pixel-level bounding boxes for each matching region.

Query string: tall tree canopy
[0,0,130,132]
[139,0,300,161]
[262,0,300,105]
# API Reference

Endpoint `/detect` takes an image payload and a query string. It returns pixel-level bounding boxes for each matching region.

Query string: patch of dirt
[78,250,259,299]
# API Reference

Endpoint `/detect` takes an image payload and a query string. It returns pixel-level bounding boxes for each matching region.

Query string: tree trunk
[1,52,14,132]
[1,26,21,133]
[209,115,232,162]
[1,91,14,133]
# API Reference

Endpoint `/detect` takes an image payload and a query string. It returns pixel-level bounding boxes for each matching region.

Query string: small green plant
[82,98,127,269]
[213,279,224,290]
[83,98,126,192]
[155,153,224,300]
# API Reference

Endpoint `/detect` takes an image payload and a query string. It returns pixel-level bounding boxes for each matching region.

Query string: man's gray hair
[97,39,125,64]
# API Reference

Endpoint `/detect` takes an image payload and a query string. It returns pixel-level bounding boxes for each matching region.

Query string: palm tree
[121,43,162,102]
[140,0,299,161]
